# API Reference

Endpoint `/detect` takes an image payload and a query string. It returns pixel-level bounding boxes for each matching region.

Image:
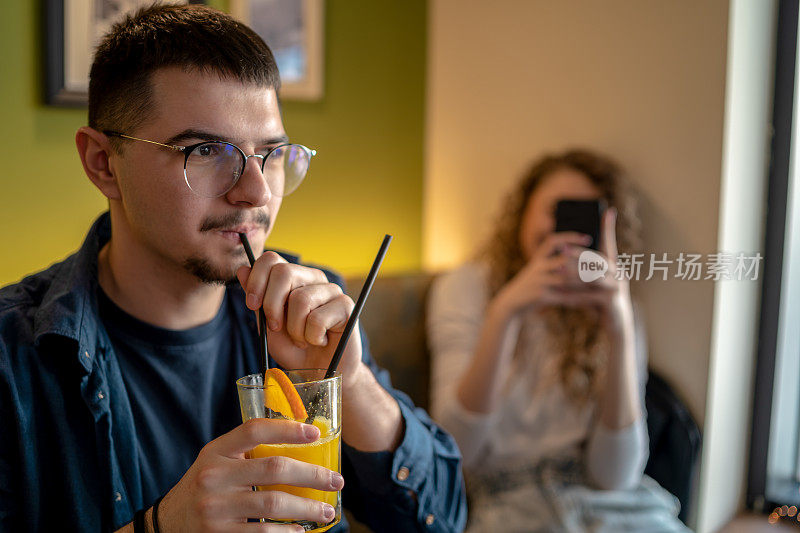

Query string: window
[749,0,800,516]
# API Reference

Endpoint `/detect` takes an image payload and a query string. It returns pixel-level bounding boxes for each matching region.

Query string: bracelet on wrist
[133,508,146,533]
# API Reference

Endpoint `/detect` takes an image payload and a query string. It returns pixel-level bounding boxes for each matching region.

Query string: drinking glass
[236,369,342,532]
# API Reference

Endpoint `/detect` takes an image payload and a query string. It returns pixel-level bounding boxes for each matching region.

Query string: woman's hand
[593,209,635,342]
[491,231,592,317]
[493,209,635,343]
[550,209,635,342]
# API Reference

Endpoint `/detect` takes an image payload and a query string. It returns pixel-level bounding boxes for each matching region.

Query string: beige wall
[424,0,729,427]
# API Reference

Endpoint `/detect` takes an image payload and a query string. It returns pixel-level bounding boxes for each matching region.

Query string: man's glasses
[104,131,316,198]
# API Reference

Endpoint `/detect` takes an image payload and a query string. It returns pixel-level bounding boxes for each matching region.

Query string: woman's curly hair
[482,148,641,405]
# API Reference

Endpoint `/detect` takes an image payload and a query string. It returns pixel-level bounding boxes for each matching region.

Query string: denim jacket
[0,213,466,532]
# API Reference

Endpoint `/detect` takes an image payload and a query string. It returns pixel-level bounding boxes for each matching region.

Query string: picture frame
[230,0,325,101]
[43,0,202,106]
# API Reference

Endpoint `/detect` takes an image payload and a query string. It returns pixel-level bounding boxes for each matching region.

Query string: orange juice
[249,417,341,506]
[237,370,342,531]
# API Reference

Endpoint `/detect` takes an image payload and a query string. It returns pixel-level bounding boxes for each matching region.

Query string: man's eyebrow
[165,129,290,146]
[263,133,290,145]
[165,129,226,145]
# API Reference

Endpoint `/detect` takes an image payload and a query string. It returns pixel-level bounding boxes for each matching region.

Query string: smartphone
[554,199,605,250]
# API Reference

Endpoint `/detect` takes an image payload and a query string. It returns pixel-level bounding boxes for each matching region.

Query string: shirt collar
[33,212,111,370]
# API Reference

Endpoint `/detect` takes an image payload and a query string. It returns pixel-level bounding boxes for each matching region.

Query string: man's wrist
[342,360,372,394]
[341,361,404,451]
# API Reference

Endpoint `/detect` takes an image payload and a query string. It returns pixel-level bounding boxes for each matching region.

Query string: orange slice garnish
[264,368,308,422]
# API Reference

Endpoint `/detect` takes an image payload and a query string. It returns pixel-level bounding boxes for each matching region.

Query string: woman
[428,149,688,532]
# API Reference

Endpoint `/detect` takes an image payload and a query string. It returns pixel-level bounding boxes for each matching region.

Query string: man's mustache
[199,211,271,232]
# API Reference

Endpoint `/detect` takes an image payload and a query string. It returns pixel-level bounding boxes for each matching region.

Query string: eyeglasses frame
[102,130,316,198]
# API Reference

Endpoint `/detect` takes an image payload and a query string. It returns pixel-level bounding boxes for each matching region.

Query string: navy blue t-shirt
[98,288,250,504]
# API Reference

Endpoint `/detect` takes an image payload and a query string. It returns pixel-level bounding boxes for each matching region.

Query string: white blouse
[427,262,649,491]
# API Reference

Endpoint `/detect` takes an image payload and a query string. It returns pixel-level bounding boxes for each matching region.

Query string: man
[0,5,466,532]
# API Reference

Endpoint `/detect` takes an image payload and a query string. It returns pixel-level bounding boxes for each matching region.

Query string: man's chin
[183,256,242,286]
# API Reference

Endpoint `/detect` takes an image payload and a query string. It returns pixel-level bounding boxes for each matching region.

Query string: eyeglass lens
[184,142,311,198]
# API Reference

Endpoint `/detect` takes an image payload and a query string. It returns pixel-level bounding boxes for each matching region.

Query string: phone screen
[554,199,604,250]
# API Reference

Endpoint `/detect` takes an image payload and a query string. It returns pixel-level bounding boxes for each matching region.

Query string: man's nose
[226,155,272,206]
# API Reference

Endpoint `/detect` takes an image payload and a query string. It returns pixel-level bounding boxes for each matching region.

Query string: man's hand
[236,252,363,388]
[237,252,403,453]
[156,418,344,532]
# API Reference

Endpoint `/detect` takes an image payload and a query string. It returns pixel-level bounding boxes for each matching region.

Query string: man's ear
[75,127,122,200]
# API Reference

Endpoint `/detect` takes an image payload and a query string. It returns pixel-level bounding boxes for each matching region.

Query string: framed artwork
[43,0,201,106]
[230,0,325,101]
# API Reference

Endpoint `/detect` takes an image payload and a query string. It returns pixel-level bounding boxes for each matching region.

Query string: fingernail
[268,318,279,331]
[294,340,308,349]
[303,424,319,440]
[323,504,335,520]
[246,293,257,308]
[331,472,344,489]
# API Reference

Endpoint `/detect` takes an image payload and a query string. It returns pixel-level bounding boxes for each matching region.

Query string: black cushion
[644,370,702,523]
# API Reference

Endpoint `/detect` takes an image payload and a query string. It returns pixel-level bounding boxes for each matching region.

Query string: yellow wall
[0,0,426,286]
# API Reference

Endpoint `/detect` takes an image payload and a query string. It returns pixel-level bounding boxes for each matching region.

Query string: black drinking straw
[304,234,392,424]
[324,234,392,379]
[238,233,269,376]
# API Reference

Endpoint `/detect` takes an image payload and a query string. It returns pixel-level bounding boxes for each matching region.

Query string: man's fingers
[230,456,344,491]
[237,251,348,338]
[240,523,306,532]
[214,419,320,458]
[195,490,334,527]
[284,285,348,347]
[241,525,306,532]
[236,265,251,291]
[229,490,336,525]
[261,263,328,331]
[291,294,353,347]
[240,251,286,311]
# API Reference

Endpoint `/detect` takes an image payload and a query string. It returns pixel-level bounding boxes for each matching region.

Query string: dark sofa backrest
[345,272,434,410]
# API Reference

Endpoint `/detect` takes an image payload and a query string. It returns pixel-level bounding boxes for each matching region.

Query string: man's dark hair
[89,3,281,135]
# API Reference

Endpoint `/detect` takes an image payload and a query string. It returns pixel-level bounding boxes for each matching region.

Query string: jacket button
[425,514,435,525]
[114,492,122,502]
[97,392,105,400]
[397,466,410,481]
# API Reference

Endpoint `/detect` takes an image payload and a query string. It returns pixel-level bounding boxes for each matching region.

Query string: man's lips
[200,211,271,237]
[216,226,261,240]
